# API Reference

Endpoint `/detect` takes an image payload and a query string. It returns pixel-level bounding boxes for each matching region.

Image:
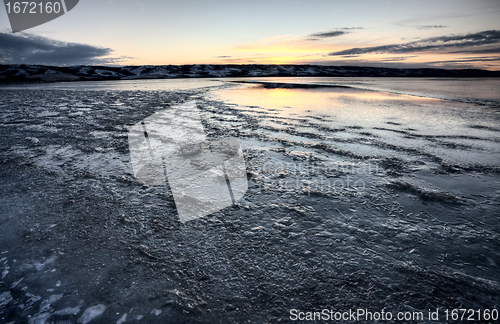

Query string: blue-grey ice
[116,313,127,324]
[0,291,13,308]
[53,306,82,316]
[33,256,56,271]
[10,278,24,288]
[151,308,162,316]
[28,312,51,324]
[77,304,106,324]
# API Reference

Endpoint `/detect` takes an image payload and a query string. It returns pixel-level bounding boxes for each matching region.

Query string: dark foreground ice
[0,78,499,323]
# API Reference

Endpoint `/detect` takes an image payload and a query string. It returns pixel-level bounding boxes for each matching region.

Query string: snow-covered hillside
[1,64,499,83]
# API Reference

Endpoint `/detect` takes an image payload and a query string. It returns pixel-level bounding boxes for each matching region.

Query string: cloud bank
[0,32,113,65]
[328,30,500,56]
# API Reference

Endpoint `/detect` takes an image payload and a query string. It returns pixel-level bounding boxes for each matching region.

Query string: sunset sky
[1,0,500,69]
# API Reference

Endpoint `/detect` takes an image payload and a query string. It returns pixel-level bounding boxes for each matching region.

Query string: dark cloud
[381,56,417,62]
[394,15,468,28]
[308,27,364,39]
[450,47,500,54]
[421,56,500,69]
[416,25,448,30]
[336,27,366,30]
[0,32,113,65]
[329,30,500,56]
[309,30,348,38]
[216,55,231,58]
[293,58,489,70]
[430,56,500,63]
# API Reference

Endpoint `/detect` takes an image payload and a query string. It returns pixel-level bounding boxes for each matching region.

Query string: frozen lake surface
[0,78,499,323]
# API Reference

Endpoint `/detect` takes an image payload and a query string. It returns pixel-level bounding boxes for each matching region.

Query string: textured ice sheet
[0,82,498,323]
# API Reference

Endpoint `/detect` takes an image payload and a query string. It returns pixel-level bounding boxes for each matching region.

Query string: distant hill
[1,64,499,83]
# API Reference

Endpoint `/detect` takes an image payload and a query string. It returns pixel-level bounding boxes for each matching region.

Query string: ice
[488,258,497,267]
[53,306,81,316]
[116,313,127,324]
[10,278,23,288]
[36,111,60,118]
[0,78,498,323]
[0,78,223,91]
[25,293,41,306]
[151,309,162,316]
[28,312,51,324]
[34,256,56,271]
[39,294,63,312]
[77,304,106,324]
[0,291,13,308]
[214,82,500,168]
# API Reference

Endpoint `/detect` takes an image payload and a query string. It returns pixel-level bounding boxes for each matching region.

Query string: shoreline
[1,64,500,85]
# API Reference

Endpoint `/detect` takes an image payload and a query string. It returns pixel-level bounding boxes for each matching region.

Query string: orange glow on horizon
[110,37,500,71]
